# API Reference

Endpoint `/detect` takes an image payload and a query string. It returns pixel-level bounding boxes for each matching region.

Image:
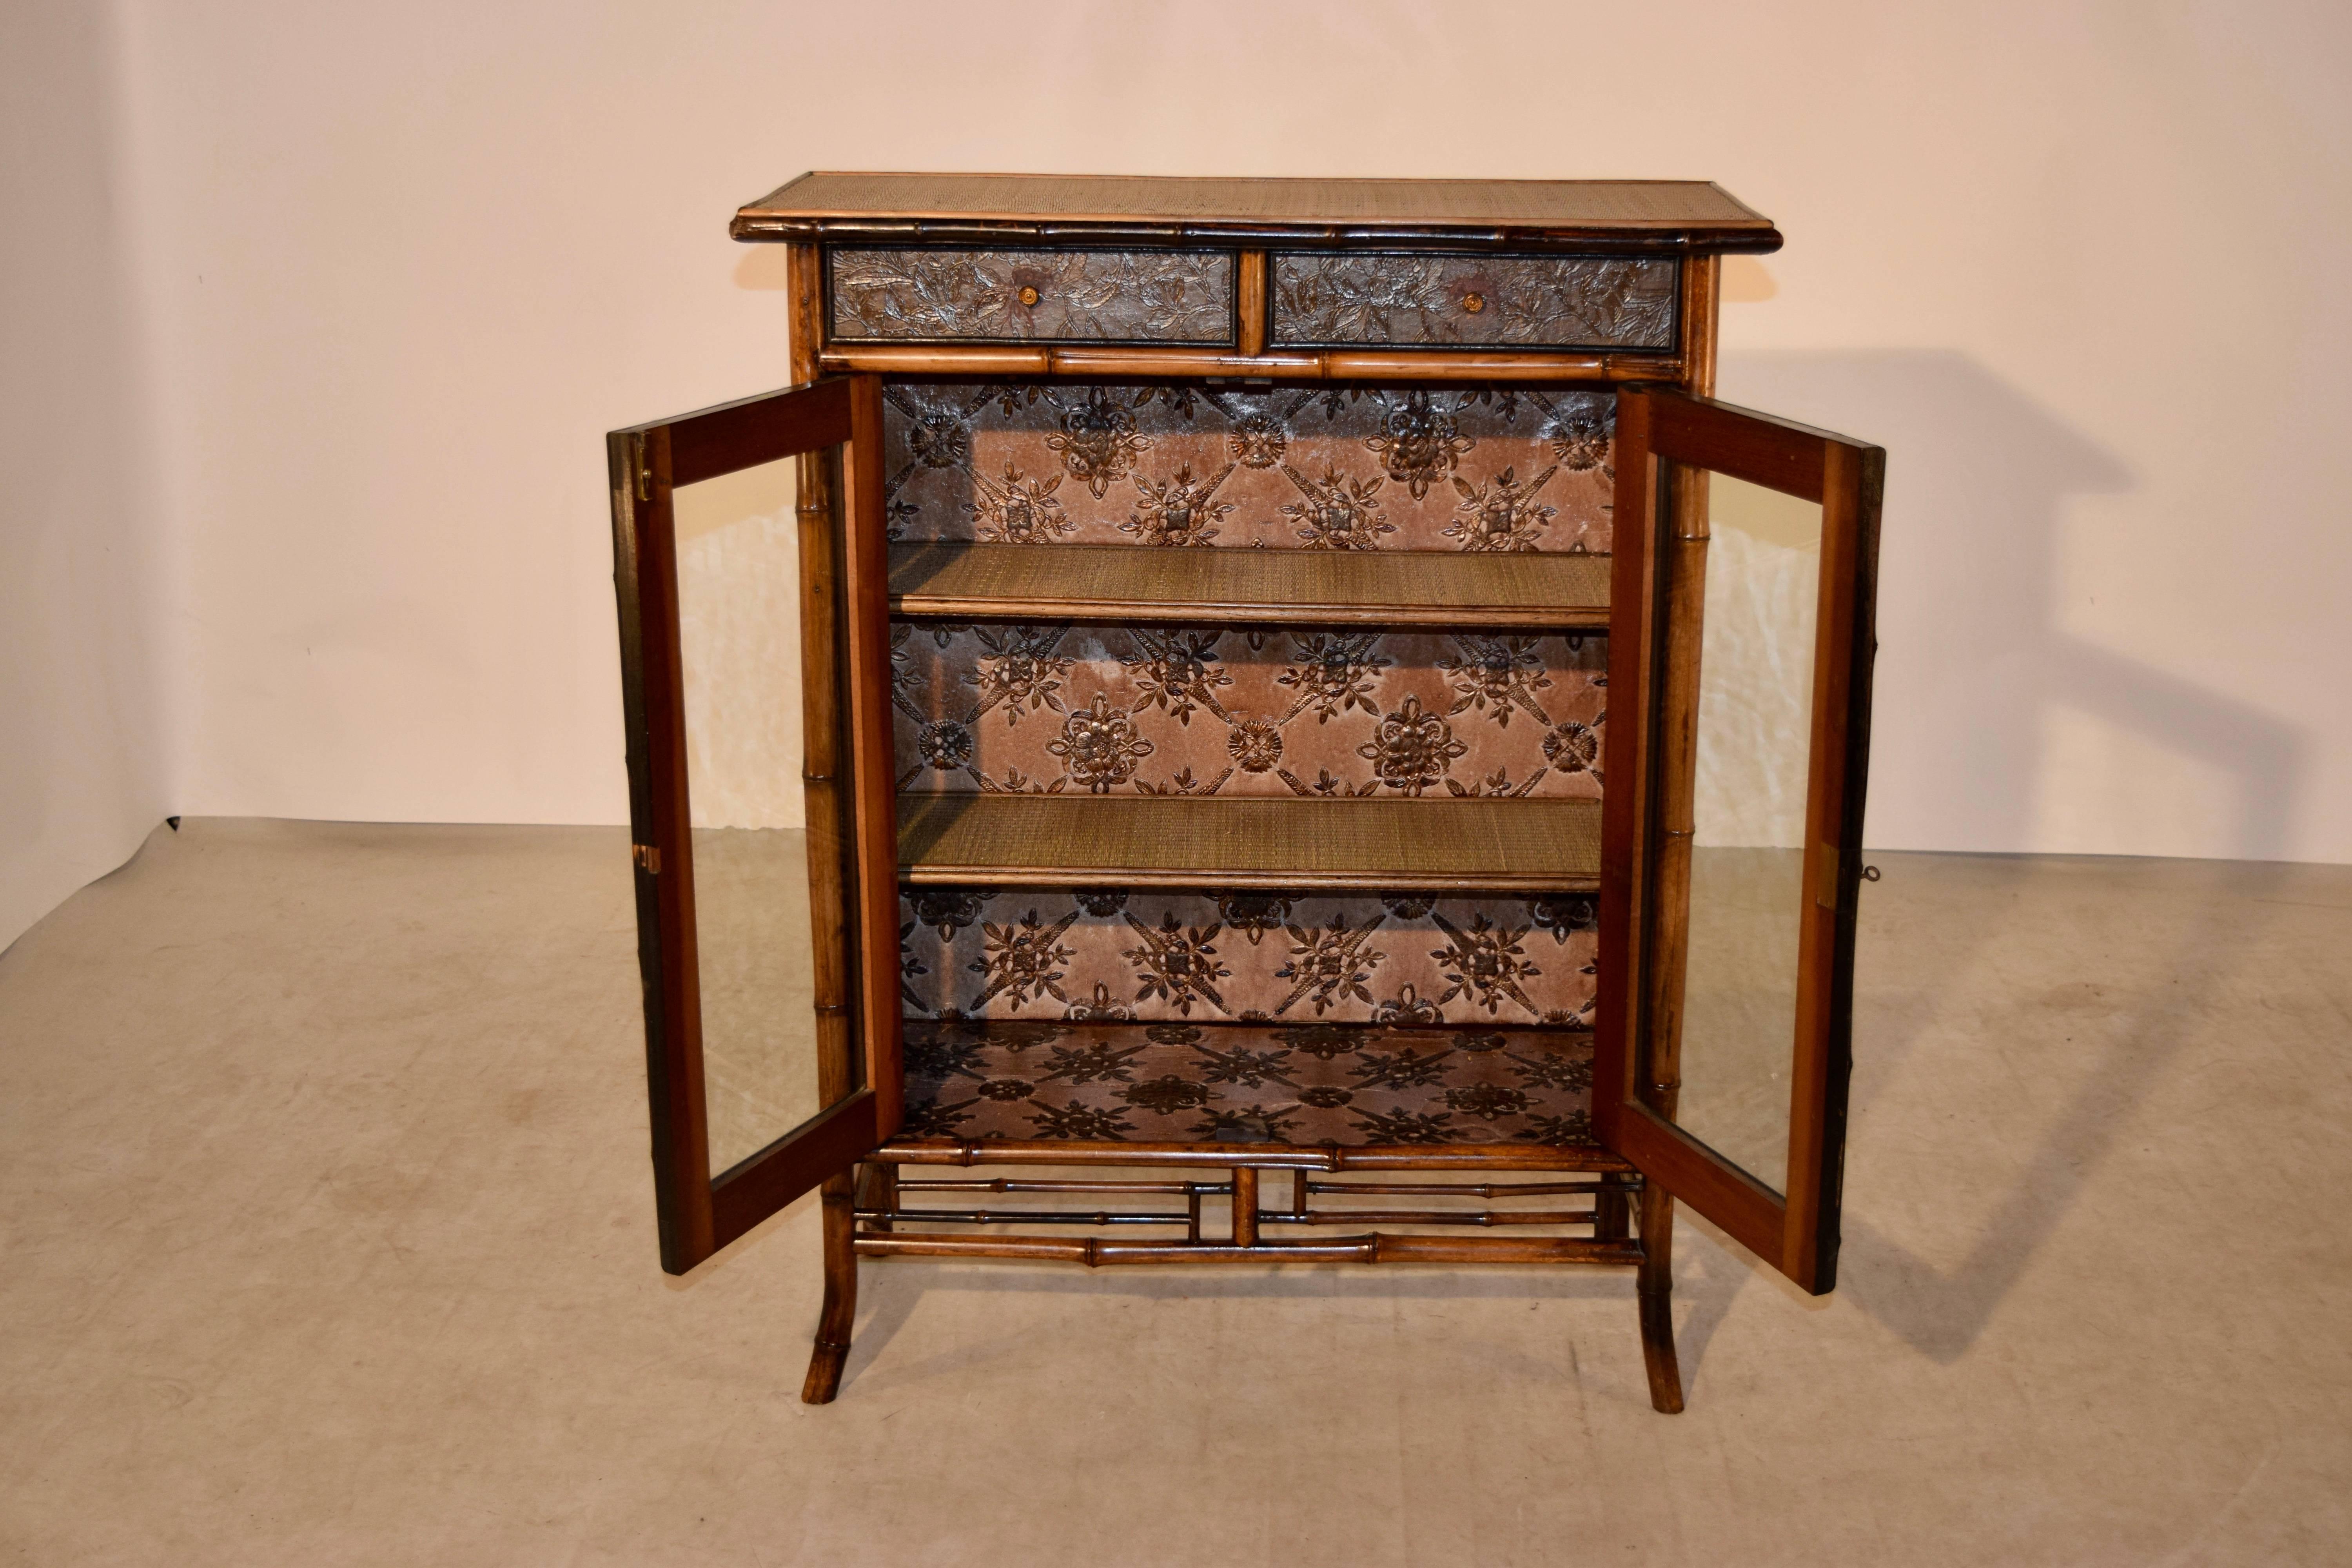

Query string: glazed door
[1594,386,1884,1294]
[607,376,900,1274]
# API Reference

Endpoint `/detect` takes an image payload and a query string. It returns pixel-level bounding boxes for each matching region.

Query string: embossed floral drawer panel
[1270,252,1678,351]
[829,247,1236,345]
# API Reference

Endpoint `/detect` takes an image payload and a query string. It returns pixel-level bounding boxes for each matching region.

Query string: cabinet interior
[880,377,1615,1152]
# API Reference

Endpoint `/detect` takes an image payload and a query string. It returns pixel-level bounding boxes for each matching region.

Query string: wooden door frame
[1593,384,1884,1294]
[607,374,902,1273]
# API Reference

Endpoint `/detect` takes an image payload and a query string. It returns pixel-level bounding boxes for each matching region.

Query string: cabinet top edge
[732,172,1783,253]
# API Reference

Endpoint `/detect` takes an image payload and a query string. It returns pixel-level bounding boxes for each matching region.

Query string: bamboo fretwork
[848,1167,1648,1262]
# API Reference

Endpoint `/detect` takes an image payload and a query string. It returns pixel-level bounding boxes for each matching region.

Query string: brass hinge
[633,436,655,503]
[633,843,661,874]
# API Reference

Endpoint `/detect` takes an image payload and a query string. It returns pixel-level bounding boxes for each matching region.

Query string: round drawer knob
[1016,285,1040,307]
[1461,292,1487,315]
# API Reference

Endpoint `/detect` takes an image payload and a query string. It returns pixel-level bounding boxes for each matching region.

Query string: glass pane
[673,452,855,1176]
[1671,470,1822,1195]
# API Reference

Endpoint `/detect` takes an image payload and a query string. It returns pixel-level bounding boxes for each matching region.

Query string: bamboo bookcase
[606,173,1886,1412]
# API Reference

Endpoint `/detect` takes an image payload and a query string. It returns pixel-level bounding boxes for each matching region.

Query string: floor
[3,821,2348,1565]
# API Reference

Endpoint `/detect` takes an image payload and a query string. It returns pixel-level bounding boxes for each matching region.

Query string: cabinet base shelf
[901,1019,1599,1151]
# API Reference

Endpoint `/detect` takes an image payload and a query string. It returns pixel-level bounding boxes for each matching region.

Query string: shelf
[897,795,1601,892]
[900,1020,1597,1150]
[888,543,1611,630]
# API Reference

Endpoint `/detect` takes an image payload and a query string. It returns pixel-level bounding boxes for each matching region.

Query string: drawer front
[1270,252,1679,351]
[827,247,1236,345]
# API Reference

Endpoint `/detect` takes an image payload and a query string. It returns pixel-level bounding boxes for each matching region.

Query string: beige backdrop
[9,0,2352,947]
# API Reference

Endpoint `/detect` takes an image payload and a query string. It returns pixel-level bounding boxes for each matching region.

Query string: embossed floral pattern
[882,382,1617,553]
[1122,463,1235,547]
[1428,913,1544,1016]
[897,624,1603,800]
[1279,465,1394,550]
[971,908,1081,1011]
[1045,386,1152,499]
[959,626,1074,726]
[900,1018,1598,1147]
[1358,695,1469,796]
[1541,720,1601,778]
[1122,911,1230,1015]
[1121,631,1231,726]
[1045,693,1154,793]
[1225,716,1283,773]
[965,464,1071,544]
[902,891,1598,1026]
[1445,464,1562,552]
[1365,392,1477,500]
[1268,252,1677,350]
[1548,403,1613,472]
[831,249,1236,344]
[871,374,1622,1090]
[1441,636,1555,729]
[1227,413,1289,469]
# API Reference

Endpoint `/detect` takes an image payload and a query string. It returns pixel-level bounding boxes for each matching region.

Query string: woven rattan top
[735,172,1779,251]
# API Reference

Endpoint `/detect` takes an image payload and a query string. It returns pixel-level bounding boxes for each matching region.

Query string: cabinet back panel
[882,381,1617,554]
[900,886,1597,1028]
[893,621,1604,802]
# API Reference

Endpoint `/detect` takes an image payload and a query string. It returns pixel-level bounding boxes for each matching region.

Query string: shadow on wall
[1722,348,2305,860]
[1694,350,2310,1367]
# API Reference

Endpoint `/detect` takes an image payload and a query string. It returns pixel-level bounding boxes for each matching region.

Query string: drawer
[1269,252,1679,351]
[826,247,1236,345]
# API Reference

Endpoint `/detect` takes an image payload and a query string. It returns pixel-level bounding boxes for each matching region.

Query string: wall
[0,2,171,951]
[31,0,2352,893]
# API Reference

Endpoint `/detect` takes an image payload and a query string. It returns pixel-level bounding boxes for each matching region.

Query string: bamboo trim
[867,1207,1198,1227]
[791,242,858,1116]
[852,1232,1646,1266]
[1230,1167,1260,1247]
[857,1205,1602,1229]
[1637,1177,1683,1411]
[1265,1208,1599,1227]
[1682,253,1720,399]
[898,1178,1233,1196]
[801,1170,855,1403]
[1236,250,1268,356]
[1640,254,1719,1121]
[1307,1178,1628,1198]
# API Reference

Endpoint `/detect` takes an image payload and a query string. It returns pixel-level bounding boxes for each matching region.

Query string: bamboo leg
[800,1171,857,1405]
[1635,1181,1684,1414]
[1594,1182,1630,1243]
[856,1160,898,1234]
[1230,1167,1259,1248]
